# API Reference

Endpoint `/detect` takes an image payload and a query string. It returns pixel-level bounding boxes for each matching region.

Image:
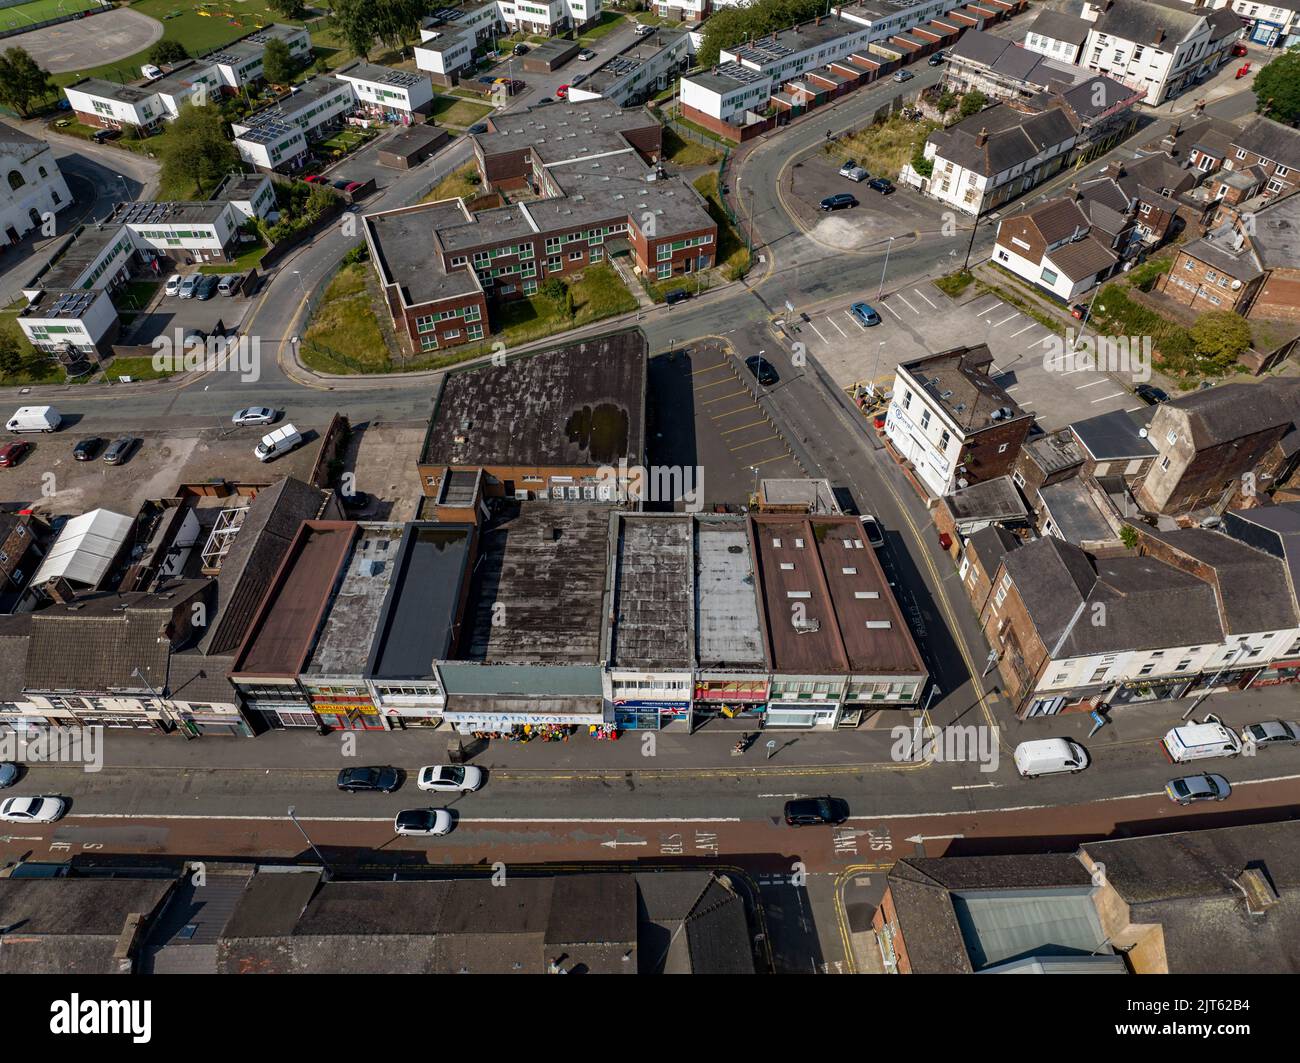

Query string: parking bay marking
[808,322,829,343]
[703,390,748,405]
[893,292,918,315]
[990,312,1019,328]
[721,418,770,436]
[730,434,782,453]
[828,316,847,338]
[1091,392,1126,403]
[913,288,936,309]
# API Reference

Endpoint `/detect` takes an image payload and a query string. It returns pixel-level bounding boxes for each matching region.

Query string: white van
[6,406,61,433]
[254,423,302,462]
[1162,716,1242,763]
[1013,738,1089,777]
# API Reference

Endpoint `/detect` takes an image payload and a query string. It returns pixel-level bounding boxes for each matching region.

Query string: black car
[928,51,945,66]
[820,192,857,212]
[513,43,529,55]
[664,288,690,306]
[73,437,104,462]
[1134,383,1169,405]
[468,122,488,134]
[868,177,894,195]
[195,274,220,300]
[337,766,400,793]
[784,796,850,826]
[102,436,137,466]
[340,489,371,513]
[537,96,555,106]
[745,354,778,387]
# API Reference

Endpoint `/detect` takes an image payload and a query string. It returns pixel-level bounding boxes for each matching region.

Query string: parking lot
[648,340,803,506]
[788,284,1144,431]
[785,152,934,251]
[119,272,258,352]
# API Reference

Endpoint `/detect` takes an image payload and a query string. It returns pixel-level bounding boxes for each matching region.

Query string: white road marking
[884,301,904,319]
[990,312,1019,328]
[808,323,828,343]
[894,292,918,315]
[1004,384,1020,391]
[828,316,847,338]
[1091,392,1126,403]
[973,298,1001,315]
[913,288,936,309]
[951,783,998,791]
[1010,322,1037,338]
[1075,378,1109,389]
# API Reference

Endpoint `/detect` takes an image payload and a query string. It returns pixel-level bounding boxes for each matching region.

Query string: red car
[304,174,324,184]
[556,84,569,99]
[1231,42,1248,57]
[0,441,32,467]
[343,180,363,193]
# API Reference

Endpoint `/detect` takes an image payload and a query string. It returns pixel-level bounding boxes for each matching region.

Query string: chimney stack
[975,127,988,147]
[1071,182,1082,201]
[1155,28,1165,45]
[45,576,76,605]
[1105,159,1124,179]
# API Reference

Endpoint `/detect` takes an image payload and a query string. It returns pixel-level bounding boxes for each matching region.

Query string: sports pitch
[0,0,102,33]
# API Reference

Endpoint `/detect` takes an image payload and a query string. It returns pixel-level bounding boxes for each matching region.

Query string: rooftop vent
[1237,867,1279,916]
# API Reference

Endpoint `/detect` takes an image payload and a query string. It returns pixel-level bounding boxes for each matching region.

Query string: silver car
[177,274,200,299]
[232,407,278,427]
[1165,774,1230,806]
[417,764,483,792]
[1242,720,1300,749]
[0,795,67,822]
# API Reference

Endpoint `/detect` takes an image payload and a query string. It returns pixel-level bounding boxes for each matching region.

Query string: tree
[159,102,238,198]
[332,0,378,60]
[1190,310,1252,374]
[937,90,956,112]
[959,90,987,119]
[149,40,190,67]
[262,38,295,85]
[371,0,426,58]
[0,47,53,119]
[0,330,24,378]
[697,0,827,69]
[1253,46,1300,125]
[267,0,307,18]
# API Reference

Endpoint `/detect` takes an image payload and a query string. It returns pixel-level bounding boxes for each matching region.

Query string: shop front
[441,695,607,736]
[764,702,840,729]
[613,699,690,730]
[691,677,769,730]
[1107,676,1197,708]
[1246,657,1300,688]
[310,699,387,731]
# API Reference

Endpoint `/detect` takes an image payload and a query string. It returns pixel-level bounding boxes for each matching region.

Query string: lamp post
[132,666,191,739]
[877,235,895,301]
[866,340,885,397]
[1183,644,1249,719]
[287,806,329,871]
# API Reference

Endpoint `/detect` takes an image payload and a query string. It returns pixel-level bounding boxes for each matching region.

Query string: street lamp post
[961,208,981,271]
[878,235,895,301]
[132,666,191,739]
[287,806,329,871]
[866,340,886,397]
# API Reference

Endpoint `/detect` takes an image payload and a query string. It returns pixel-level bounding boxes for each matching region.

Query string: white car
[164,275,183,297]
[0,795,66,823]
[231,406,278,427]
[1242,720,1300,749]
[394,808,453,836]
[417,764,483,792]
[859,514,885,548]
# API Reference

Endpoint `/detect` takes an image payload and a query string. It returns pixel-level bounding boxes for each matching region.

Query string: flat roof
[461,504,611,665]
[1069,407,1157,461]
[66,77,156,104]
[421,329,646,469]
[367,523,475,678]
[112,200,227,226]
[608,515,692,668]
[304,523,405,677]
[335,61,430,90]
[233,522,356,678]
[1038,480,1117,545]
[583,28,688,95]
[35,224,125,290]
[365,201,485,305]
[694,517,765,667]
[728,16,863,66]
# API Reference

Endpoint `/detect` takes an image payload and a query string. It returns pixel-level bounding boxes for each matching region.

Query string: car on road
[859,514,885,548]
[578,48,596,60]
[417,764,484,792]
[820,192,857,211]
[0,764,17,789]
[178,274,201,299]
[849,301,881,327]
[468,122,488,134]
[73,437,104,461]
[556,84,570,99]
[232,407,278,428]
[164,275,183,297]
[513,42,529,55]
[1134,383,1169,405]
[745,354,778,386]
[868,177,894,195]
[838,160,868,182]
[0,441,31,468]
[0,796,66,823]
[337,766,400,793]
[196,274,220,300]
[664,288,690,306]
[1165,773,1230,805]
[395,808,453,836]
[537,96,555,105]
[893,69,915,82]
[304,174,326,184]
[784,796,849,826]
[928,51,946,66]
[1242,719,1300,749]
[102,436,137,466]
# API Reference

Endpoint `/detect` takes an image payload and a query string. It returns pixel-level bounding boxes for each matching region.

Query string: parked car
[164,275,183,297]
[1231,42,1248,57]
[634,22,655,35]
[218,274,243,297]
[839,162,868,182]
[513,42,529,56]
[141,64,163,80]
[195,274,220,300]
[893,69,915,82]
[395,808,453,836]
[537,96,555,105]
[254,423,302,463]
[1165,773,1231,805]
[417,765,484,792]
[91,129,119,143]
[178,274,201,299]
[571,74,588,87]
[330,178,351,190]
[0,795,66,822]
[476,76,496,85]
[745,354,778,386]
[784,796,849,826]
[1014,738,1090,777]
[337,766,400,793]
[849,301,880,327]
[0,441,31,468]
[820,193,857,211]
[859,514,885,548]
[1069,302,1089,319]
[232,407,278,427]
[304,174,325,184]
[102,436,137,466]
[73,437,104,461]
[343,180,364,193]
[1242,720,1300,749]
[868,177,894,195]
[468,122,488,134]
[0,764,17,789]
[1134,383,1169,405]
[664,288,690,307]
[578,48,596,60]
[928,51,946,66]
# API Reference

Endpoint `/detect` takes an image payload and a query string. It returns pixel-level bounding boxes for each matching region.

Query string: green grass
[112,279,161,312]
[578,11,625,41]
[103,355,173,381]
[693,171,750,279]
[198,236,268,273]
[645,273,711,302]
[428,96,493,129]
[301,262,393,372]
[934,270,974,298]
[494,264,637,347]
[0,0,98,34]
[662,128,721,167]
[421,163,482,204]
[828,113,941,181]
[0,308,59,387]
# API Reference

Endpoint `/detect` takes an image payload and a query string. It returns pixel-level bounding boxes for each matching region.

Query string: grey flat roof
[35,224,123,291]
[366,202,485,306]
[1069,406,1156,461]
[462,503,611,665]
[694,517,765,668]
[1038,479,1117,545]
[368,523,475,678]
[609,515,692,668]
[304,523,405,677]
[67,77,156,104]
[944,476,1029,523]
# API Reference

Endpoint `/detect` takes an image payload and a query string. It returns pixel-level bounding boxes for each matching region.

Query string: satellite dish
[1138,428,1148,438]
